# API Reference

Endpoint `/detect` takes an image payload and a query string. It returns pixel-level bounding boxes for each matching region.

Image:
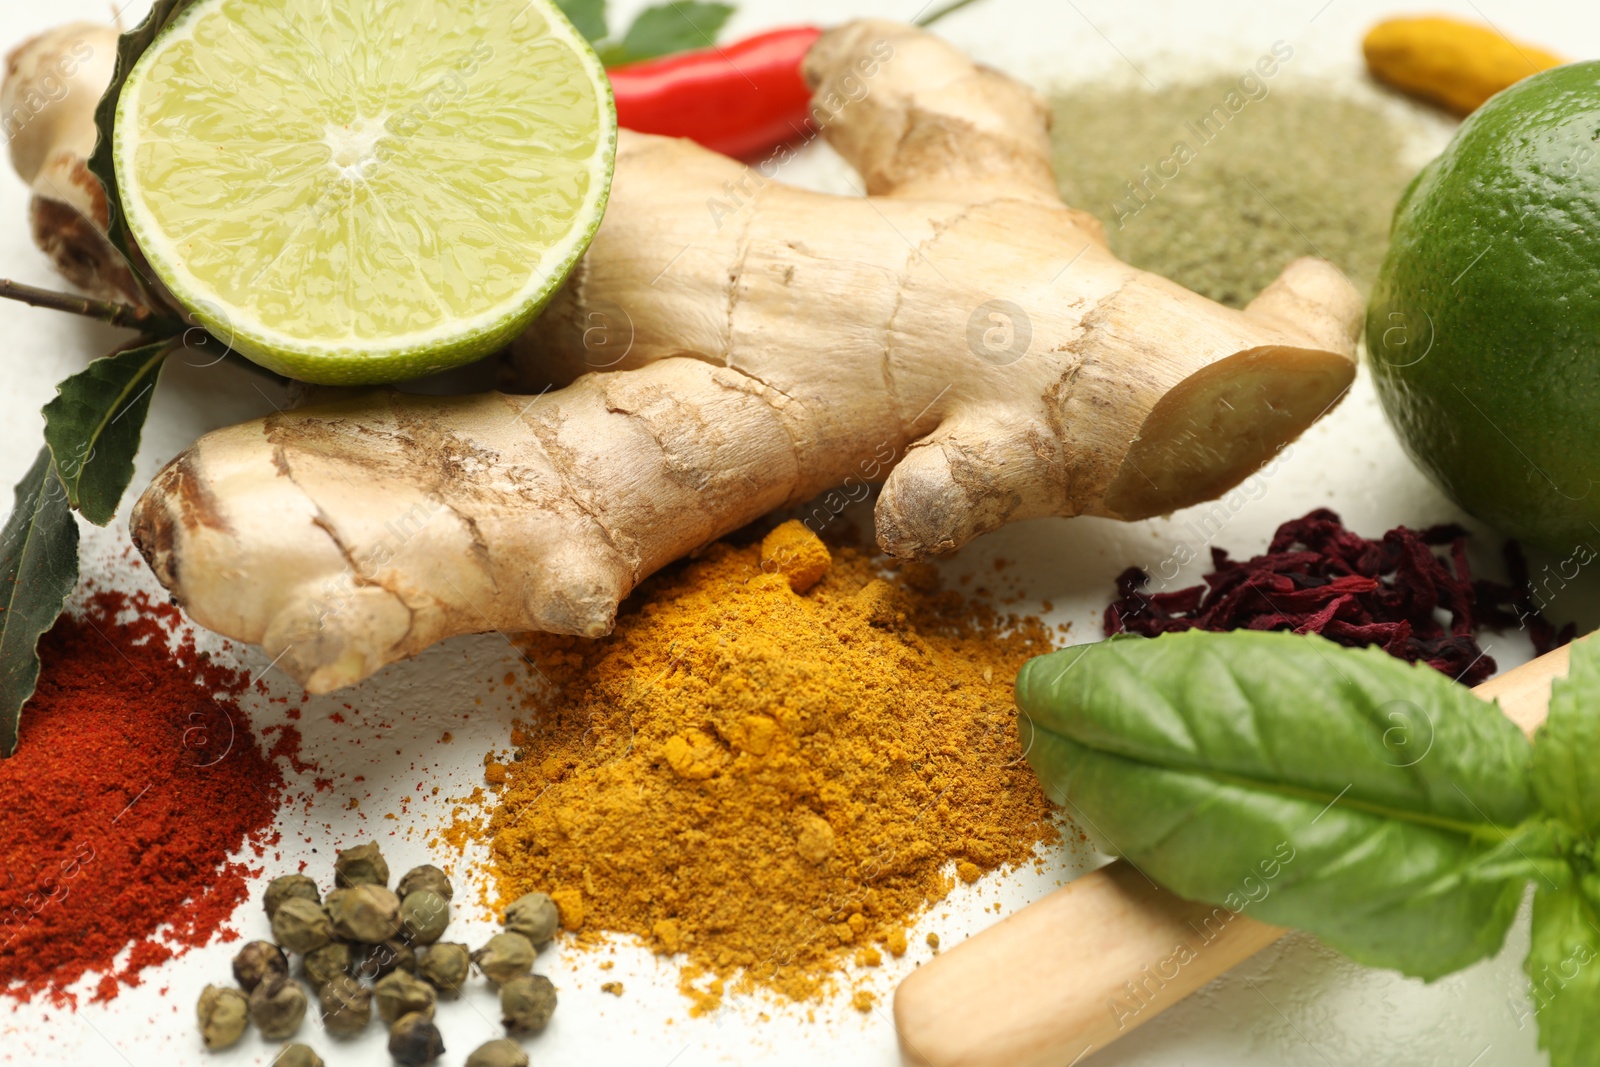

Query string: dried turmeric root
[1363,16,1564,116]
[37,20,1359,692]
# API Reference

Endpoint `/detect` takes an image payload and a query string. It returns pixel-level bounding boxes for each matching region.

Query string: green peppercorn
[417,943,470,997]
[499,974,557,1035]
[374,970,437,1024]
[196,984,249,1050]
[502,892,559,948]
[333,841,389,888]
[231,939,288,992]
[325,884,402,944]
[249,974,307,1041]
[388,1011,445,1067]
[464,1038,529,1067]
[353,938,416,981]
[301,941,353,990]
[396,864,453,901]
[271,897,333,955]
[272,1044,324,1067]
[472,933,535,986]
[317,974,372,1037]
[263,874,320,920]
[398,889,450,946]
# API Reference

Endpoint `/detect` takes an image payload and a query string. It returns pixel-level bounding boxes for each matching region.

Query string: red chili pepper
[608,25,824,159]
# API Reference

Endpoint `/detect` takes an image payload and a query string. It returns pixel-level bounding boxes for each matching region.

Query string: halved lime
[113,0,615,384]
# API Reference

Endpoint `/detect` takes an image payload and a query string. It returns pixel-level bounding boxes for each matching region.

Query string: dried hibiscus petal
[1103,509,1573,686]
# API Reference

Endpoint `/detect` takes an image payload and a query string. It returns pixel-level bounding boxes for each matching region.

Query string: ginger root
[2,22,137,302]
[107,21,1361,692]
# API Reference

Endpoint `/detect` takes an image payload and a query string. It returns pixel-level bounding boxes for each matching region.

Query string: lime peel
[1368,60,1600,552]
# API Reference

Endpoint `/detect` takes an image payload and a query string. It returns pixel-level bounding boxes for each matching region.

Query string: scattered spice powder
[1050,76,1417,306]
[485,522,1058,1011]
[0,590,286,1006]
[1105,508,1574,685]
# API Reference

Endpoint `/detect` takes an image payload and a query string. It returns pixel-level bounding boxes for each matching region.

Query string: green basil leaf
[0,449,80,757]
[602,2,734,66]
[42,337,173,526]
[1525,881,1600,1067]
[87,0,202,313]
[1532,636,1600,838]
[556,0,609,43]
[1017,631,1544,979]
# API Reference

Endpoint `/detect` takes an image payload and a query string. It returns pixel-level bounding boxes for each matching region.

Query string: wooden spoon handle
[893,645,1572,1067]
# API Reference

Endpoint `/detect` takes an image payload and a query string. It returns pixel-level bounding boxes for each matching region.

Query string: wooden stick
[893,644,1572,1067]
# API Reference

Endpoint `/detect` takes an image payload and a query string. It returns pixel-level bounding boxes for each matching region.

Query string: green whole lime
[1368,61,1600,552]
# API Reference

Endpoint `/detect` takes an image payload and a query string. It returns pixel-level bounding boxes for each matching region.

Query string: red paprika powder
[0,589,286,1006]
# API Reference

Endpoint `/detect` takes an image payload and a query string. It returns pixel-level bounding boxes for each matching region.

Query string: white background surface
[3,1,1600,1066]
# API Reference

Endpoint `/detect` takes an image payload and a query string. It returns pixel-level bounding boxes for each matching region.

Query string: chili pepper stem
[915,0,987,27]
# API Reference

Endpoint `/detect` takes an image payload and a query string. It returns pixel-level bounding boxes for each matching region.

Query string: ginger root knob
[2,22,139,302]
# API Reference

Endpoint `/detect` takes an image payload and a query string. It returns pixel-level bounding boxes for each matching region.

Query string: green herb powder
[1050,76,1416,307]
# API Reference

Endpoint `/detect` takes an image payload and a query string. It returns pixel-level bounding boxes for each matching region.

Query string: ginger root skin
[2,22,138,302]
[128,20,1360,693]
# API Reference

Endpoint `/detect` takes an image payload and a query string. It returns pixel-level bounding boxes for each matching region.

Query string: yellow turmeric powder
[1363,16,1564,116]
[485,520,1059,1010]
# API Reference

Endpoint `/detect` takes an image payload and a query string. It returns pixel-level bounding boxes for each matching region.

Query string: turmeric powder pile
[485,521,1059,1010]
